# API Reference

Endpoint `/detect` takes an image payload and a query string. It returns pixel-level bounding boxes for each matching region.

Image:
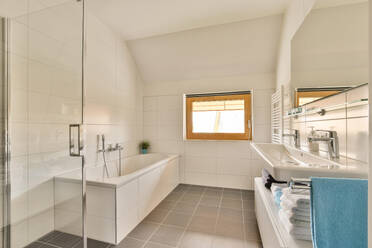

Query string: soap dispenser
[308,126,319,152]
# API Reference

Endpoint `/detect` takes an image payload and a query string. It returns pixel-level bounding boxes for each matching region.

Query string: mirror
[291,0,368,107]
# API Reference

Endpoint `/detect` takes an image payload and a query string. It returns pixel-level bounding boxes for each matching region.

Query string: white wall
[131,15,282,190]
[276,0,315,89]
[83,12,143,168]
[292,2,368,88]
[143,75,274,190]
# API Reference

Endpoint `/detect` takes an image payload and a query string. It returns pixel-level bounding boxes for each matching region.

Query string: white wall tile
[217,158,251,176]
[185,172,218,187]
[217,174,251,190]
[185,156,217,174]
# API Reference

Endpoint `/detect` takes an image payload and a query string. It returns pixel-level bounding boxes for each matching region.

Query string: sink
[251,143,367,180]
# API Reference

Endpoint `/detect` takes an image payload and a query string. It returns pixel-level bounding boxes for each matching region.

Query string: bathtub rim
[55,153,180,189]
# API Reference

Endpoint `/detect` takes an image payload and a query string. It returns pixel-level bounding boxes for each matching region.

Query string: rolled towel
[282,187,310,196]
[279,210,312,241]
[283,209,310,222]
[281,188,310,208]
[280,198,310,217]
[271,184,286,207]
[291,233,313,241]
[281,210,310,228]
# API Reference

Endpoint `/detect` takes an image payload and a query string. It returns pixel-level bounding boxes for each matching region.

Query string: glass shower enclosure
[0,0,87,247]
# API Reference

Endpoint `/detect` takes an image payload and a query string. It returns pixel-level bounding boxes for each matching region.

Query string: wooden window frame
[186,93,252,140]
[295,90,340,107]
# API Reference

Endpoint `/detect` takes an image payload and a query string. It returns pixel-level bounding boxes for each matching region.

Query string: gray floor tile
[200,196,221,207]
[73,239,110,248]
[128,222,159,240]
[172,202,196,214]
[25,242,56,248]
[243,192,254,201]
[163,212,192,227]
[221,199,243,210]
[144,242,175,248]
[157,200,177,211]
[189,185,207,190]
[39,231,64,243]
[145,209,169,223]
[194,205,219,218]
[215,219,244,239]
[243,200,255,210]
[211,236,246,248]
[165,192,184,201]
[188,216,217,234]
[45,232,81,248]
[244,210,256,222]
[186,188,204,195]
[116,237,145,248]
[222,191,242,200]
[173,184,190,193]
[150,225,184,247]
[180,230,213,248]
[204,190,222,198]
[179,193,201,205]
[219,208,243,223]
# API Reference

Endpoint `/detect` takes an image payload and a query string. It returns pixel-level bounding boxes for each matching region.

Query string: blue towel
[311,177,367,248]
[274,190,283,207]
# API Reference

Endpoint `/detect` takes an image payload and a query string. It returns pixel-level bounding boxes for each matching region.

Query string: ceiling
[87,0,290,40]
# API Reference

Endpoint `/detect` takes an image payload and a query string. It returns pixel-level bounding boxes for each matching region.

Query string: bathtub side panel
[139,166,162,219]
[116,178,139,244]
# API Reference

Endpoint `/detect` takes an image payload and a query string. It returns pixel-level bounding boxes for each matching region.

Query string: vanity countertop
[251,143,368,180]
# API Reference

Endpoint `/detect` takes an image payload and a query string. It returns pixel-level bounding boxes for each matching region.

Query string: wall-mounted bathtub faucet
[115,143,124,176]
[307,130,339,159]
[283,129,300,148]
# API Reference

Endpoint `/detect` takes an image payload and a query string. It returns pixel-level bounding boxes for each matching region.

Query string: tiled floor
[26,231,112,248]
[26,184,262,248]
[122,184,262,248]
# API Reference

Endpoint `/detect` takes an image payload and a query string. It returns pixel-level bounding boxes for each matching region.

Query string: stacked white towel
[279,187,311,241]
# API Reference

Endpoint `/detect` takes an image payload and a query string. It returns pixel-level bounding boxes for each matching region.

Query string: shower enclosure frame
[2,17,11,248]
[1,0,88,247]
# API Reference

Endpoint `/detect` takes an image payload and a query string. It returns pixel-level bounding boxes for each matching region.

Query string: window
[295,87,351,107]
[185,92,252,140]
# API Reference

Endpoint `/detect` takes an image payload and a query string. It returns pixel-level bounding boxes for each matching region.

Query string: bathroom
[0,0,370,247]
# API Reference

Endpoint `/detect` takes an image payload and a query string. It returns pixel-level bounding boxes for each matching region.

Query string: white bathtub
[54,153,180,244]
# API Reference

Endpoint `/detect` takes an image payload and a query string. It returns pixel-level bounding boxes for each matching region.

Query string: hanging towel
[311,177,367,248]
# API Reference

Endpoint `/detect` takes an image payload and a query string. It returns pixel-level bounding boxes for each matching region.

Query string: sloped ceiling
[87,0,290,40]
[127,15,283,84]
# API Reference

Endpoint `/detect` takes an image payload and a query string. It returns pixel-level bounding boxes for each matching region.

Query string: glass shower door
[0,0,86,247]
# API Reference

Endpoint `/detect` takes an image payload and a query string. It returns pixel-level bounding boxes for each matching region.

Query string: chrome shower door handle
[69,124,83,157]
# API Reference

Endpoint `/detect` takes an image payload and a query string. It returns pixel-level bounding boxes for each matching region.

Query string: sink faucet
[283,129,300,148]
[307,130,339,159]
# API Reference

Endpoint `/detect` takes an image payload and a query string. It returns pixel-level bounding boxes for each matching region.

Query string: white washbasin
[251,143,368,180]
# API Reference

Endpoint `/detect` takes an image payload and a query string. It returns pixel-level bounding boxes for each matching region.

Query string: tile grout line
[241,190,248,245]
[174,186,207,248]
[141,184,190,248]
